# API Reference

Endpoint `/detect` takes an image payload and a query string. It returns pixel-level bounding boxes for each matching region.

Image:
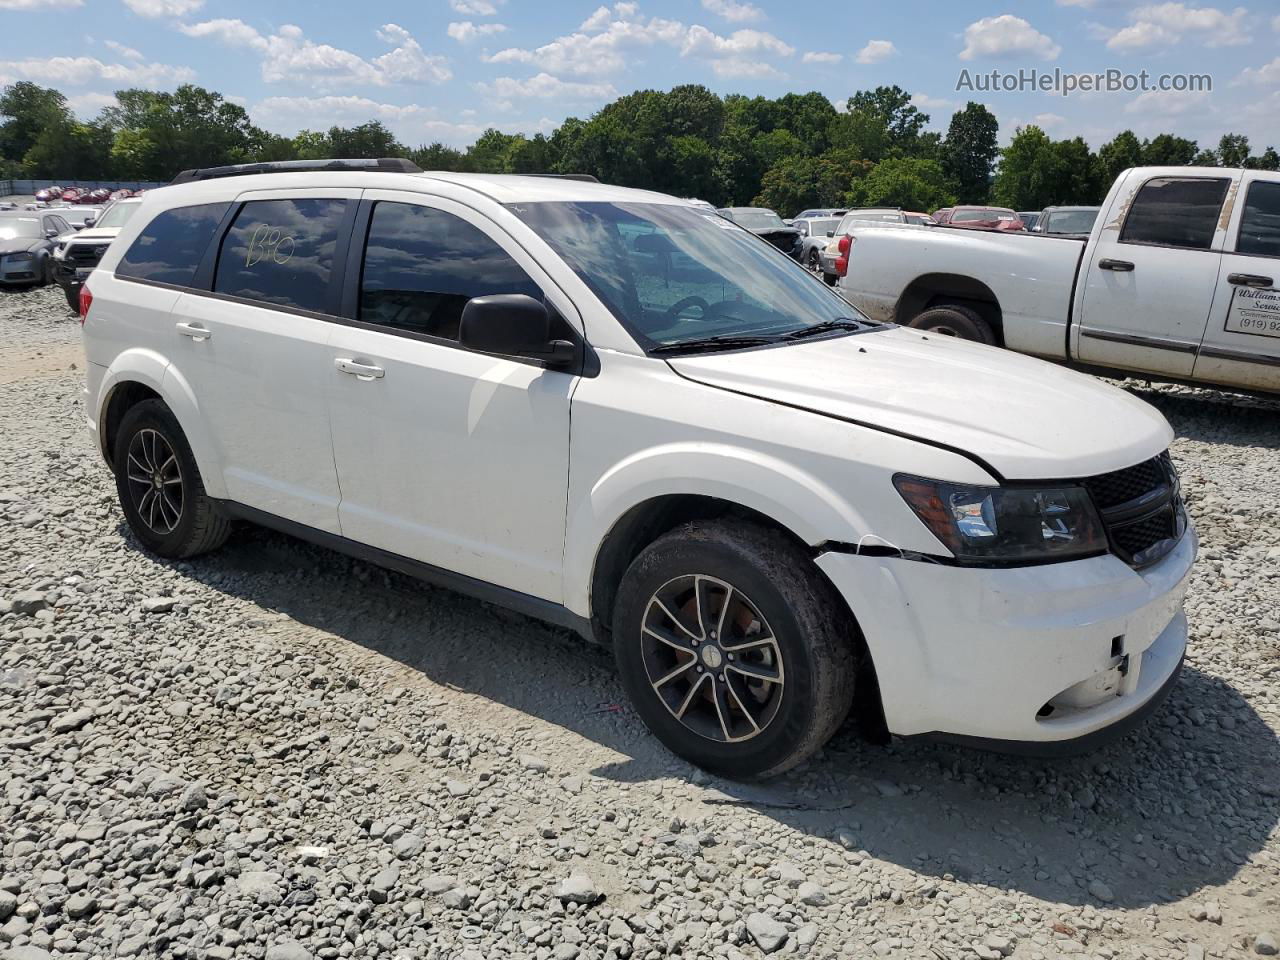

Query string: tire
[822,271,837,287]
[63,283,79,313]
[113,399,231,559]
[907,304,996,344]
[806,248,821,271]
[612,520,858,779]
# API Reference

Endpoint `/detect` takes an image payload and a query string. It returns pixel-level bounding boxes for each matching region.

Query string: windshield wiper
[784,318,871,340]
[650,334,782,355]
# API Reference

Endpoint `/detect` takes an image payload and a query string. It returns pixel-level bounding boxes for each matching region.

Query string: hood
[0,239,40,256]
[67,227,118,243]
[668,326,1173,480]
[748,226,799,238]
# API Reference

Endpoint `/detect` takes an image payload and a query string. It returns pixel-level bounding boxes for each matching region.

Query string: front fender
[96,349,227,499]
[562,442,873,619]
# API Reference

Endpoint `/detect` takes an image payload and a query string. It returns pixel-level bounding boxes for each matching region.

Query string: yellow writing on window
[245,224,295,267]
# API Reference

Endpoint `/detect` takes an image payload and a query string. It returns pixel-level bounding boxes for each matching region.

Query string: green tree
[1217,133,1250,168]
[941,102,999,203]
[1251,146,1279,171]
[292,130,332,160]
[328,121,403,159]
[845,86,928,152]
[24,120,112,179]
[1095,130,1143,190]
[846,156,953,211]
[408,141,468,171]
[991,125,1094,210]
[1141,133,1197,166]
[0,82,70,169]
[101,85,259,179]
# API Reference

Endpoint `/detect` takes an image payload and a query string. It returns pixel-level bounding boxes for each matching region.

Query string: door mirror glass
[459,294,575,366]
[82,217,96,228]
[825,230,834,237]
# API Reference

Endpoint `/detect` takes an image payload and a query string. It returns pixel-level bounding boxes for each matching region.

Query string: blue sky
[1,0,1277,152]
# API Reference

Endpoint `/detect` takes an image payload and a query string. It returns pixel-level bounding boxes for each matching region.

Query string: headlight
[894,475,1106,562]
[6,252,33,262]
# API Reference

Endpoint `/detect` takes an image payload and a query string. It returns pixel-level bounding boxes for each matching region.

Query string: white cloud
[478,72,618,100]
[0,55,194,88]
[0,0,81,8]
[1032,111,1067,128]
[104,40,143,60]
[123,0,203,16]
[1273,13,1280,31]
[66,91,118,116]
[959,15,1060,61]
[1106,3,1249,50]
[1124,88,1210,115]
[1056,0,1096,6]
[910,92,953,111]
[855,39,896,64]
[580,6,612,31]
[1236,56,1280,85]
[449,0,501,14]
[447,21,507,42]
[700,0,765,23]
[711,58,784,78]
[177,20,451,88]
[487,13,792,77]
[251,95,489,145]
[801,51,842,64]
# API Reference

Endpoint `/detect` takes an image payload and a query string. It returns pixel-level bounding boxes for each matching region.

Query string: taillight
[835,235,855,276]
[78,286,92,323]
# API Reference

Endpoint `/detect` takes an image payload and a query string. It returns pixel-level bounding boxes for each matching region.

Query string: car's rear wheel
[806,249,821,271]
[113,399,230,559]
[908,304,996,344]
[613,520,857,779]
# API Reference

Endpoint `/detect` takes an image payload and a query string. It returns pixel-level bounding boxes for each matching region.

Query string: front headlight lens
[894,475,1106,562]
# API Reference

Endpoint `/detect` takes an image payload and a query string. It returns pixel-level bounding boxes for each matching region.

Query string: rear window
[116,203,229,287]
[1120,177,1229,251]
[1236,180,1280,259]
[214,198,348,313]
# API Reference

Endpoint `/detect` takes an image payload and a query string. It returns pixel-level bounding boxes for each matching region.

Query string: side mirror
[825,230,835,237]
[83,217,96,228]
[45,229,58,239]
[459,294,576,368]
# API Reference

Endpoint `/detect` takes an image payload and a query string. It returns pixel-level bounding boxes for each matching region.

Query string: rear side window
[1236,181,1280,258]
[116,202,229,287]
[359,201,541,340]
[214,198,348,313]
[1120,177,1229,251]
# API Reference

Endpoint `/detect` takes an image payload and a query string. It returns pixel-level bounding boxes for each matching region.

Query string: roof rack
[170,158,423,185]
[523,173,600,183]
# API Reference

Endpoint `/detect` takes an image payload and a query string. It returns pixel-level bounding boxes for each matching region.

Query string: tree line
[2,80,1276,216]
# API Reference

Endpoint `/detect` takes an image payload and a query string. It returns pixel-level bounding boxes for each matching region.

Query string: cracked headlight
[894,475,1106,563]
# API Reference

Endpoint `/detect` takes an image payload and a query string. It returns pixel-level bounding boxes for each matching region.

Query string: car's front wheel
[613,520,857,779]
[113,399,231,558]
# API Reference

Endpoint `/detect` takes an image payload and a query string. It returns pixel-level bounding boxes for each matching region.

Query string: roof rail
[170,157,423,185]
[523,173,600,183]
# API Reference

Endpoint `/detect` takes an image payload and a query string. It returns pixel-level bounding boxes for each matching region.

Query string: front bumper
[0,259,38,284]
[816,524,1196,747]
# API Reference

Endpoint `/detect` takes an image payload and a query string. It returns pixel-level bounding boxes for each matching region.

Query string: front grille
[66,243,109,267]
[1082,453,1184,567]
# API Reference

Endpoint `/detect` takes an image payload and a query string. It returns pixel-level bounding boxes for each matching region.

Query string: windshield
[808,217,841,235]
[95,203,139,229]
[509,201,874,350]
[729,209,786,229]
[0,218,41,240]
[1044,209,1099,234]
[953,209,998,222]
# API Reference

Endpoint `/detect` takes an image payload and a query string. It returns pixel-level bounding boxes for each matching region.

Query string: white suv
[80,159,1197,778]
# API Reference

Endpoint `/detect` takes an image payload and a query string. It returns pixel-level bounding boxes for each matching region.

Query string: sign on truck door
[1194,173,1280,391]
[1075,174,1236,377]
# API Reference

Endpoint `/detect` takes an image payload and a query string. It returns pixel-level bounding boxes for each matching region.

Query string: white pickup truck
[836,165,1280,394]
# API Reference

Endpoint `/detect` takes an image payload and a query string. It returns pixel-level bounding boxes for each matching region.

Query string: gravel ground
[2,283,1279,960]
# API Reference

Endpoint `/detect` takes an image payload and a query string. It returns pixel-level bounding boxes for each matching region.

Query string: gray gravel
[2,283,1279,959]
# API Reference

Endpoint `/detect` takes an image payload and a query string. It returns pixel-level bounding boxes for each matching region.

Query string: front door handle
[1227,272,1273,288]
[334,358,385,380]
[176,322,211,341]
[1098,259,1135,272]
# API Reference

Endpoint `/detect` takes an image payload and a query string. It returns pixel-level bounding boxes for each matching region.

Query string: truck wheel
[113,399,231,559]
[908,304,995,344]
[63,284,79,313]
[612,520,857,779]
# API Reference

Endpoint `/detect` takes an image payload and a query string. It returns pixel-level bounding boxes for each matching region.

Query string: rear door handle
[176,322,211,340]
[1098,259,1135,272]
[334,358,385,380]
[1227,272,1273,288]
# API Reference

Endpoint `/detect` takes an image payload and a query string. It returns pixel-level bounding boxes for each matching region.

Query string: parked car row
[80,158,1197,779]
[0,209,75,286]
[33,186,140,205]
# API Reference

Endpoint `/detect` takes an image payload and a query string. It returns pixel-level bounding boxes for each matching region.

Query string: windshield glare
[1045,210,1099,234]
[96,203,139,229]
[730,209,786,230]
[509,201,873,349]
[0,219,41,240]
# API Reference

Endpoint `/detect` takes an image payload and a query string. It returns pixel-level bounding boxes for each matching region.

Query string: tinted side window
[1120,177,1229,251]
[214,198,347,313]
[1237,180,1280,258]
[359,201,541,340]
[117,203,229,287]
